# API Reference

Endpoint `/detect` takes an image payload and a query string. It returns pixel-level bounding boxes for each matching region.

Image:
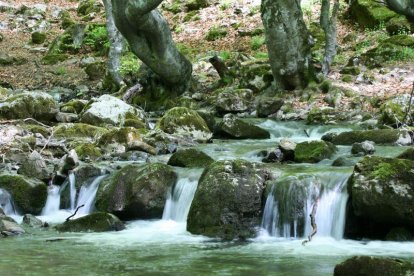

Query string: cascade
[261,172,350,239]
[41,184,61,215]
[75,175,107,215]
[69,172,76,210]
[162,169,202,222]
[0,188,17,216]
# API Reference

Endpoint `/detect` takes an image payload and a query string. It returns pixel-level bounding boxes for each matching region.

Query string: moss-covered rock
[218,114,270,139]
[187,160,268,240]
[350,0,398,29]
[206,26,228,41]
[0,174,47,215]
[0,92,58,121]
[167,148,214,168]
[210,88,253,115]
[239,59,273,92]
[80,95,146,127]
[95,163,177,220]
[97,127,144,147]
[386,15,412,35]
[60,99,88,114]
[322,129,412,145]
[306,107,346,124]
[379,94,414,126]
[77,0,102,16]
[256,97,284,118]
[348,156,414,229]
[53,123,108,140]
[294,140,336,163]
[157,107,212,143]
[31,32,46,44]
[74,144,102,161]
[397,147,414,161]
[84,61,105,80]
[334,256,414,276]
[56,212,125,232]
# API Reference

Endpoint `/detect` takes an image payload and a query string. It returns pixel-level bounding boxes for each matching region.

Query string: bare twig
[0,118,51,129]
[39,128,54,155]
[65,205,85,222]
[302,199,319,246]
[402,81,414,126]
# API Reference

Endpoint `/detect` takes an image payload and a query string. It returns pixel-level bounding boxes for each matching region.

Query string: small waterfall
[41,185,61,215]
[261,172,350,239]
[76,175,107,215]
[0,188,17,216]
[69,172,76,210]
[162,169,202,222]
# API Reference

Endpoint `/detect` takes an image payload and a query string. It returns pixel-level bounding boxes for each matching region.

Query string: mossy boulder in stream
[217,114,270,139]
[157,107,212,143]
[56,212,125,232]
[187,160,269,240]
[0,92,58,121]
[167,148,214,168]
[379,94,414,126]
[322,129,412,146]
[348,156,414,231]
[0,174,47,215]
[95,164,177,220]
[294,140,336,163]
[334,256,414,276]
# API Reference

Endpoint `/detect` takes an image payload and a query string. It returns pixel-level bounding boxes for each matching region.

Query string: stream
[1,120,413,275]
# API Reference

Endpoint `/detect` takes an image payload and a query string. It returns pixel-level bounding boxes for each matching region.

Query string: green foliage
[250,35,266,51]
[206,26,228,41]
[254,52,268,59]
[219,0,232,10]
[119,52,140,77]
[84,25,109,55]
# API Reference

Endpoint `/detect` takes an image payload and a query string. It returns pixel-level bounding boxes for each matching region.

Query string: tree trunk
[103,0,125,90]
[111,0,192,88]
[320,0,340,75]
[261,0,313,90]
[386,0,414,18]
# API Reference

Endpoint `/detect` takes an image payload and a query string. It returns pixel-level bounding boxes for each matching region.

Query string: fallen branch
[304,129,310,138]
[302,199,319,246]
[209,55,231,81]
[39,128,54,155]
[65,205,85,222]
[0,118,51,129]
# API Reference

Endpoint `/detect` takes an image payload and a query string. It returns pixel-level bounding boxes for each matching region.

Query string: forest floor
[0,0,413,103]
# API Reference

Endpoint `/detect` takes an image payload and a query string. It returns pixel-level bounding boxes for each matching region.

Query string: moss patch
[168,148,214,168]
[294,140,336,163]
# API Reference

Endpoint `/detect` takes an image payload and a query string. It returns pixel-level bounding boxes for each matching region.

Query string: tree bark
[261,0,313,90]
[320,0,340,75]
[386,0,414,18]
[103,0,125,89]
[111,0,192,87]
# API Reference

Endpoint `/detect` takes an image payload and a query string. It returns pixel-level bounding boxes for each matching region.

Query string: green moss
[384,34,414,47]
[83,24,109,55]
[54,123,108,139]
[60,99,87,114]
[206,26,228,41]
[167,148,214,168]
[294,141,336,163]
[251,35,266,51]
[386,16,411,35]
[56,212,125,232]
[397,148,414,161]
[97,127,143,146]
[157,107,210,134]
[31,32,46,44]
[356,156,413,183]
[42,53,68,65]
[74,144,102,160]
[23,124,50,137]
[341,74,354,83]
[0,174,47,215]
[319,80,332,93]
[325,129,409,145]
[77,0,101,16]
[351,0,398,28]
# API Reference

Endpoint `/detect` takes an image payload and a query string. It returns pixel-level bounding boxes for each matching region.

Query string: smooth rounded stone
[31,31,46,44]
[0,91,58,121]
[80,95,146,127]
[167,148,214,168]
[0,218,25,236]
[256,97,284,118]
[332,156,357,167]
[126,141,156,155]
[60,149,79,175]
[22,214,44,228]
[56,212,125,233]
[0,174,47,215]
[262,148,283,163]
[212,88,253,115]
[294,140,336,163]
[322,129,412,146]
[95,163,177,220]
[60,99,87,114]
[17,150,51,181]
[334,256,414,276]
[158,107,212,143]
[351,140,375,155]
[397,147,414,161]
[278,138,296,161]
[187,159,269,240]
[385,227,413,241]
[218,113,270,139]
[55,112,78,123]
[97,127,145,154]
[348,156,414,228]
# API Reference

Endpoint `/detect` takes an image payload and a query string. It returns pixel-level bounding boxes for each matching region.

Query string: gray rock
[56,212,124,232]
[60,149,79,174]
[256,97,284,118]
[351,140,375,155]
[218,113,270,139]
[22,214,44,228]
[0,219,25,236]
[18,150,51,181]
[55,112,78,123]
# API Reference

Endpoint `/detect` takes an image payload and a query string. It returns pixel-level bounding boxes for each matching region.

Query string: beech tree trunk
[320,0,340,75]
[103,0,125,89]
[261,0,313,90]
[111,0,192,87]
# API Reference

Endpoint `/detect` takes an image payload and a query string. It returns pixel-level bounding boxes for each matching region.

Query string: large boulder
[294,140,336,163]
[187,160,269,240]
[56,212,125,232]
[350,0,398,29]
[167,148,214,168]
[95,164,177,220]
[379,94,414,126]
[211,88,253,115]
[218,114,270,139]
[0,174,47,215]
[80,95,146,127]
[397,147,414,161]
[53,123,108,140]
[322,129,412,146]
[157,107,212,143]
[256,97,284,118]
[0,92,58,121]
[77,0,102,16]
[0,216,25,237]
[18,151,51,181]
[347,156,414,238]
[334,256,414,276]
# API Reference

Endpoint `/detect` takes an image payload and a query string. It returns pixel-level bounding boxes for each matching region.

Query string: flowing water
[75,175,107,215]
[0,188,17,216]
[1,120,413,275]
